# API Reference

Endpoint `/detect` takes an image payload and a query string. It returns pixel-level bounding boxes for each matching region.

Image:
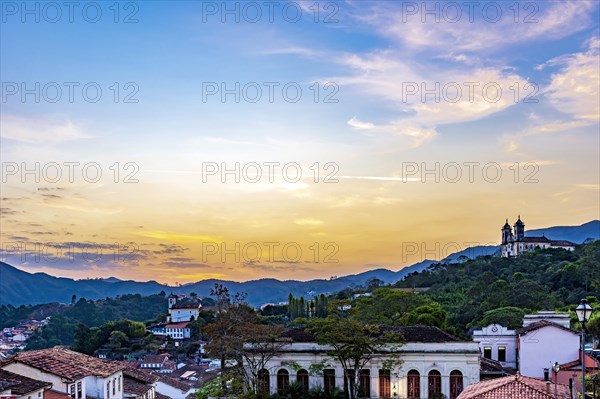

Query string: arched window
[277,369,290,395]
[407,370,420,399]
[450,370,464,399]
[297,369,309,392]
[428,370,442,398]
[258,369,270,394]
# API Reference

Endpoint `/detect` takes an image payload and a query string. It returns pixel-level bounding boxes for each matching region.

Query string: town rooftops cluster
[2,347,124,381]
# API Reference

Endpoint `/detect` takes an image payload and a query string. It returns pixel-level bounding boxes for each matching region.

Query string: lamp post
[576,299,594,398]
[553,362,560,399]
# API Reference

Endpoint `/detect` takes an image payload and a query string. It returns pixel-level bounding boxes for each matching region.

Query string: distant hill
[1,221,597,307]
[526,220,600,243]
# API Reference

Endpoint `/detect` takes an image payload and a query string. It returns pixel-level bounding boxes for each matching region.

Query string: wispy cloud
[1,115,92,143]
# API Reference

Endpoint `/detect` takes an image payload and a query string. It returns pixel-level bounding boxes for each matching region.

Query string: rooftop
[281,325,463,343]
[516,320,578,336]
[457,373,571,399]
[0,369,51,395]
[171,302,201,310]
[2,347,124,381]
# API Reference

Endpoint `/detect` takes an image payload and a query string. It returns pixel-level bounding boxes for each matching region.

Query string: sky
[1,0,599,285]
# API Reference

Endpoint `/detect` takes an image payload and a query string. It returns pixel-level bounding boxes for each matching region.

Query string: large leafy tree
[204,283,284,394]
[308,315,404,399]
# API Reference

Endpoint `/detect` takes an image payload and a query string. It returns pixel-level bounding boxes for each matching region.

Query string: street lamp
[576,299,594,398]
[553,362,560,399]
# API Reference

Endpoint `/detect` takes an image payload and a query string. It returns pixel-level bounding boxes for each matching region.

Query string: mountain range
[1,220,598,306]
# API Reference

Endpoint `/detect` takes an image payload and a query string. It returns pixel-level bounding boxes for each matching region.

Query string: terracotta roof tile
[44,390,72,399]
[458,374,571,399]
[5,347,124,381]
[0,369,51,395]
[171,303,201,310]
[516,320,578,336]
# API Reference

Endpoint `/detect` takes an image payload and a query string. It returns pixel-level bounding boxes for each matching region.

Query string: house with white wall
[472,324,517,369]
[249,326,480,399]
[0,347,124,399]
[517,320,580,379]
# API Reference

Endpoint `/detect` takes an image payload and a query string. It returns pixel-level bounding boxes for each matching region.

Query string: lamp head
[575,299,593,323]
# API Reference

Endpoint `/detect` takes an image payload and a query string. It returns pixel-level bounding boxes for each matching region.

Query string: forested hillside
[396,240,600,334]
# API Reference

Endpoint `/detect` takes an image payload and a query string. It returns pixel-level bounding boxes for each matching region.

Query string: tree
[353,287,429,326]
[205,284,251,392]
[239,323,286,394]
[109,330,129,349]
[476,307,526,329]
[308,316,404,399]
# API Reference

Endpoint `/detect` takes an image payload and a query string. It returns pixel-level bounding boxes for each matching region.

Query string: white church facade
[500,216,576,257]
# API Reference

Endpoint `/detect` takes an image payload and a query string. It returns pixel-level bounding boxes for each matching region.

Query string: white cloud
[359,1,596,53]
[544,37,600,121]
[1,115,91,143]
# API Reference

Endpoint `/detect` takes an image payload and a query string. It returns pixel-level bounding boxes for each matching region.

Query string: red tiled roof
[123,377,152,396]
[158,376,193,392]
[166,322,190,329]
[171,302,201,310]
[45,390,72,399]
[516,320,578,336]
[4,347,124,380]
[0,369,52,395]
[457,374,571,399]
[559,351,600,370]
[141,354,168,364]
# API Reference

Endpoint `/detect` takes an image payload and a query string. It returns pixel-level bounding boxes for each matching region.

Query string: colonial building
[167,295,201,323]
[249,326,480,399]
[0,347,125,399]
[472,324,517,370]
[500,216,576,257]
[471,311,581,379]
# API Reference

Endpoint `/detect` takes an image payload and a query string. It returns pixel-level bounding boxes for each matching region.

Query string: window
[483,346,492,359]
[498,346,506,362]
[324,369,336,393]
[107,381,111,398]
[258,369,270,395]
[450,370,464,399]
[359,369,370,397]
[70,384,76,399]
[407,370,420,399]
[379,369,391,398]
[113,378,116,395]
[428,370,442,398]
[344,369,355,394]
[77,381,82,398]
[277,369,289,395]
[297,369,309,392]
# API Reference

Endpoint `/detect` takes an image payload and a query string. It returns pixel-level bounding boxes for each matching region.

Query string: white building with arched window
[248,326,480,399]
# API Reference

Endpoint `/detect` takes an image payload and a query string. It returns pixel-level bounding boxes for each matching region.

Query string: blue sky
[1,1,599,283]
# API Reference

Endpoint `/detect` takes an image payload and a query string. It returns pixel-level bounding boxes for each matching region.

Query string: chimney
[546,381,551,394]
[544,368,550,381]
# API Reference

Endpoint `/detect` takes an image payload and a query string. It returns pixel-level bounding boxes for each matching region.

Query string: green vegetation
[395,241,600,334]
[288,293,328,320]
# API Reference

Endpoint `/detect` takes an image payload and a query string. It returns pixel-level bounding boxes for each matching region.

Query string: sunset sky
[1,1,599,285]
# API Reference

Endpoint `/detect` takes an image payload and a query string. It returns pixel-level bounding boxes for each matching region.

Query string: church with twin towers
[500,216,576,257]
